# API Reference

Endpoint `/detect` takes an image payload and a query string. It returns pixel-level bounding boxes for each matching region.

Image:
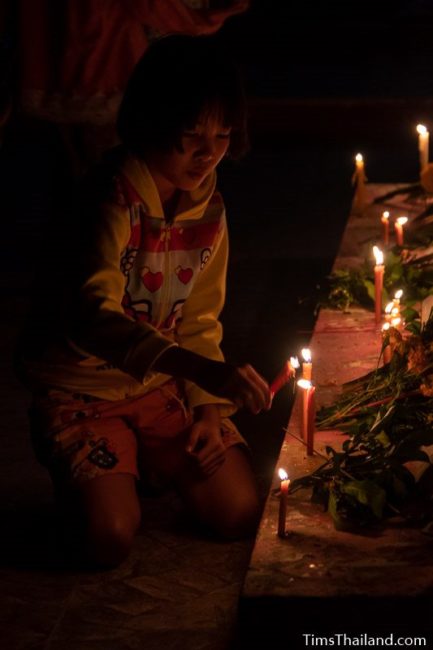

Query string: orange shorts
[29,379,246,490]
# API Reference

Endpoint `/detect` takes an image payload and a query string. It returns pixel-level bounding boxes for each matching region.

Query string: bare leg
[175,446,261,540]
[74,473,141,568]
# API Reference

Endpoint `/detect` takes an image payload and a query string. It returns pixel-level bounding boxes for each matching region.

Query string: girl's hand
[153,348,271,414]
[210,362,271,414]
[186,406,225,476]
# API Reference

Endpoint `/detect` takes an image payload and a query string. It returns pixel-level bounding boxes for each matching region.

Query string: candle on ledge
[395,216,408,246]
[381,322,392,365]
[393,289,403,311]
[301,348,312,380]
[270,356,300,400]
[381,211,390,246]
[384,302,394,323]
[391,316,403,331]
[373,245,384,325]
[417,124,429,173]
[298,379,316,456]
[277,468,290,538]
[352,153,367,211]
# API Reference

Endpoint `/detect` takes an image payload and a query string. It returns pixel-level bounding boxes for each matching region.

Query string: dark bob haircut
[117,34,248,160]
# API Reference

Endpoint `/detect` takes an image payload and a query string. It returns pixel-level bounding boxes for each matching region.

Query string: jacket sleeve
[64,199,176,382]
[175,211,236,417]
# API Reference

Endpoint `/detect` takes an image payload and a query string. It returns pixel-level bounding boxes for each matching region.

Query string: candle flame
[396,216,408,226]
[382,322,390,331]
[355,153,363,162]
[417,124,428,135]
[289,356,300,369]
[301,348,312,363]
[278,468,288,481]
[385,302,394,313]
[373,245,384,265]
[297,378,312,390]
[391,317,401,328]
[394,289,403,300]
[391,307,399,316]
[382,211,390,220]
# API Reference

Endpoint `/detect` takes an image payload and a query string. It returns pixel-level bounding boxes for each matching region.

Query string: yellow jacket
[19,150,234,415]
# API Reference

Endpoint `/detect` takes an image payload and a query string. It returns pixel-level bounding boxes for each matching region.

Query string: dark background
[1,0,433,479]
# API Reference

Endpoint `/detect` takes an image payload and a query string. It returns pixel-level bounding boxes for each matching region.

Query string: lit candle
[395,216,408,246]
[277,468,290,537]
[352,153,367,211]
[417,124,429,173]
[298,379,316,456]
[270,356,299,400]
[384,302,394,323]
[301,348,312,380]
[381,211,390,246]
[391,316,402,331]
[373,246,384,325]
[382,322,392,364]
[393,289,403,311]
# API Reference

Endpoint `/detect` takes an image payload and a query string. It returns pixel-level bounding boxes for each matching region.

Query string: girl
[17,34,270,568]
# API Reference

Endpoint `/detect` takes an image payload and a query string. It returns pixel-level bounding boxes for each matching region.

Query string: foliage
[290,311,433,531]
[322,250,433,312]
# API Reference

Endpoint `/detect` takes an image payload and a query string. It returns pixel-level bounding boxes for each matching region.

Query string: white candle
[417,124,429,172]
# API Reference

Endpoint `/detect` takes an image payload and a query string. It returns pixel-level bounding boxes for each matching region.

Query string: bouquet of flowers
[291,311,433,532]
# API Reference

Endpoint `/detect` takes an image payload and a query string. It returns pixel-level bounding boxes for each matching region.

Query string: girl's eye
[217,132,231,139]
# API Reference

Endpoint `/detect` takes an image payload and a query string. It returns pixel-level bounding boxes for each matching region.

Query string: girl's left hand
[186,415,225,477]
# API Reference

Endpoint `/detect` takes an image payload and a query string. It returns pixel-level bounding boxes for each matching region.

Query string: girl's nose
[195,137,215,161]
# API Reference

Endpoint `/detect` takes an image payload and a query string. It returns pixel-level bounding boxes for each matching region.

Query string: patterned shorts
[29,379,246,490]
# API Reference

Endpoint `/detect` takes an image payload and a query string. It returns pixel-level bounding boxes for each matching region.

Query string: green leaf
[341,479,387,519]
[364,279,376,303]
[376,431,391,448]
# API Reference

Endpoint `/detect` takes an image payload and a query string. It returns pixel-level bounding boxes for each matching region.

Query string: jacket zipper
[156,223,172,328]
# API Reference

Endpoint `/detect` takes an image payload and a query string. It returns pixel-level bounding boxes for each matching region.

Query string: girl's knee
[213,492,261,541]
[86,510,141,568]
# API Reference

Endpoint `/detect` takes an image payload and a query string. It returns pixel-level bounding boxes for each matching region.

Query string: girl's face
[146,114,231,202]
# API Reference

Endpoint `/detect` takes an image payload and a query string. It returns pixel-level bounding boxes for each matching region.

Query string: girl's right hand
[197,360,271,414]
[153,347,271,413]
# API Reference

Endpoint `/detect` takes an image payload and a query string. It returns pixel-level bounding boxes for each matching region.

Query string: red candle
[382,323,392,365]
[381,211,390,246]
[277,468,290,537]
[270,356,299,400]
[352,153,367,211]
[395,216,408,246]
[301,348,312,381]
[373,246,384,325]
[298,379,316,455]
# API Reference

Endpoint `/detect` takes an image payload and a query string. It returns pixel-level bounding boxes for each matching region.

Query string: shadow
[0,503,80,573]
